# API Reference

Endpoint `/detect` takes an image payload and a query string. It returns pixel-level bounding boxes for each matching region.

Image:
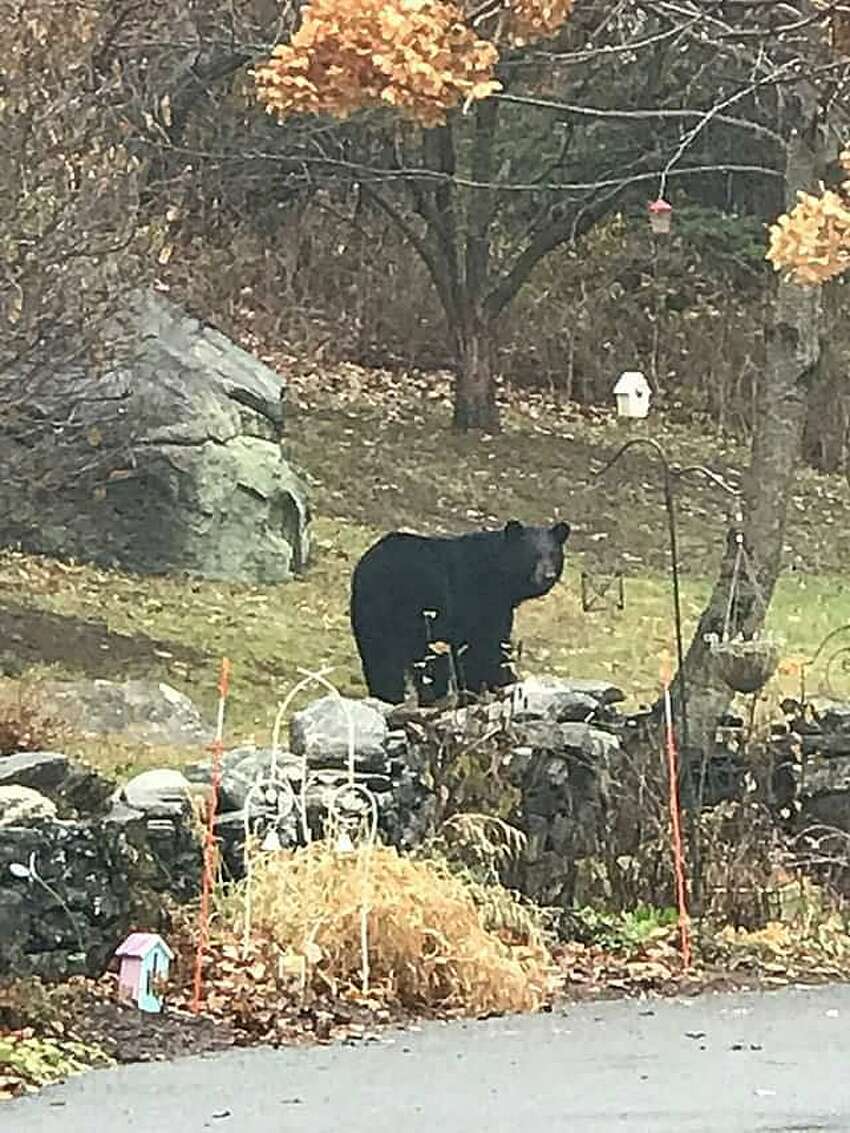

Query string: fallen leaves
[553,909,850,1004]
[0,1030,112,1100]
[713,915,850,985]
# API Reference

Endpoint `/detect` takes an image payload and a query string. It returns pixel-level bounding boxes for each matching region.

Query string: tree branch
[358,182,456,328]
[495,92,786,148]
[465,99,499,305]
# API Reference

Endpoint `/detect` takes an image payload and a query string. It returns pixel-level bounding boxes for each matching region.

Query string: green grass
[3,369,850,776]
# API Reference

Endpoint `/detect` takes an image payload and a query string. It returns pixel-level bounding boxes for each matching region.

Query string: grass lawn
[3,367,849,776]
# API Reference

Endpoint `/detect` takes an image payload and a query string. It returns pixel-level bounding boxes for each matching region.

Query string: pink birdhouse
[115,932,174,1013]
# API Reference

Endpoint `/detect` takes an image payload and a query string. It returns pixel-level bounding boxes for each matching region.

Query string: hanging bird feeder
[710,637,781,695]
[648,197,673,236]
[707,525,782,694]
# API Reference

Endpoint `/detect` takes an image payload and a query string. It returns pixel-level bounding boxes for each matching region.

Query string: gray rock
[0,289,310,584]
[118,769,194,818]
[797,754,850,797]
[43,678,211,744]
[0,887,26,968]
[511,719,621,763]
[0,815,187,979]
[0,752,69,793]
[511,678,599,723]
[558,722,622,761]
[800,733,850,758]
[560,678,626,705]
[184,746,305,812]
[56,762,116,817]
[214,808,300,878]
[290,696,388,768]
[512,676,624,717]
[812,701,850,734]
[0,786,57,826]
[104,799,148,828]
[222,748,304,812]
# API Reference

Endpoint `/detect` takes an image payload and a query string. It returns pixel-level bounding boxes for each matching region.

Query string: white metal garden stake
[270,667,357,844]
[241,774,297,954]
[328,783,379,995]
[241,667,360,955]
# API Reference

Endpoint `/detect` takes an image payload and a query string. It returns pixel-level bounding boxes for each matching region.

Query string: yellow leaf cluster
[766,147,850,285]
[253,0,500,127]
[505,0,574,45]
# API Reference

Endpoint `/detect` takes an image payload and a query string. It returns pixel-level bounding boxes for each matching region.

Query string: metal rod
[594,436,740,756]
[662,462,689,753]
[594,438,688,748]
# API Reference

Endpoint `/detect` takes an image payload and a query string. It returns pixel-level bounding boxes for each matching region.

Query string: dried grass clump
[0,682,59,757]
[222,841,554,1016]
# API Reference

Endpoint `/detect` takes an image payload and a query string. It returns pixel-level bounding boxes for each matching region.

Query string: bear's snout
[536,562,561,584]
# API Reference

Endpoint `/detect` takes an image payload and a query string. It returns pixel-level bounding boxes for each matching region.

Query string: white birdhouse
[613,371,651,419]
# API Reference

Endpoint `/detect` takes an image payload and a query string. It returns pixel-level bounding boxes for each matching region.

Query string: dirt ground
[0,601,203,678]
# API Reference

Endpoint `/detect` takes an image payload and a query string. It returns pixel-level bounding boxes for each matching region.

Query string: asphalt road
[7,984,850,1133]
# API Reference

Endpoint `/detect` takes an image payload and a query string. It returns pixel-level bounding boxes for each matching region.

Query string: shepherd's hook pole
[594,437,689,750]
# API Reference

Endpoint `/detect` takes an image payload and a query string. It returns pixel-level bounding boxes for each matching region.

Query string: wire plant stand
[238,667,380,994]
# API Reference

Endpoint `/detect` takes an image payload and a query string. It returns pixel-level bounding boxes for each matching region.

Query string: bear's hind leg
[357,645,408,704]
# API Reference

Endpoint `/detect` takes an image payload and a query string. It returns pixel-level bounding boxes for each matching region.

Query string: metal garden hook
[594,437,740,751]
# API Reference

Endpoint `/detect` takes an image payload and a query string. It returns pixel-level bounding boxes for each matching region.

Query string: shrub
[212,840,555,1017]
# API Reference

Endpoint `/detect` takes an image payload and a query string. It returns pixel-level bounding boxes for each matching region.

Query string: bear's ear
[504,520,524,541]
[552,521,571,544]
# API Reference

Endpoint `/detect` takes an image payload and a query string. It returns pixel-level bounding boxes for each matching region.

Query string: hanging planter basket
[709,636,781,695]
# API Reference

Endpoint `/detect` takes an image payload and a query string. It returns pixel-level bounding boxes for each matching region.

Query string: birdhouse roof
[613,371,649,394]
[115,932,174,960]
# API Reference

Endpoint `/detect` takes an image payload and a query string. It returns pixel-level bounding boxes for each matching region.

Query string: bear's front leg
[458,615,516,695]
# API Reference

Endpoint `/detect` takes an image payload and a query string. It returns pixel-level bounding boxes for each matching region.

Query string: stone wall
[0,810,198,980]
[3,677,850,980]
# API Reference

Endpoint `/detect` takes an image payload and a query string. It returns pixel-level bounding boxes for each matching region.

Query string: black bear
[350,520,570,704]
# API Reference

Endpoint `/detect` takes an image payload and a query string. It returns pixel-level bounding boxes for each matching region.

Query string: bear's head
[503,520,571,601]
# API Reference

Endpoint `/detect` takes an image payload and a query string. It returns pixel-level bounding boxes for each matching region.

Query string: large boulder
[0,289,311,583]
[43,678,212,745]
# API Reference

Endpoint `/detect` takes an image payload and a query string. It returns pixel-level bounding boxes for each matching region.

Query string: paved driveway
[7,984,849,1132]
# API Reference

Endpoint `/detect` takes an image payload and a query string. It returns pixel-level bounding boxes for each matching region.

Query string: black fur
[350,520,570,704]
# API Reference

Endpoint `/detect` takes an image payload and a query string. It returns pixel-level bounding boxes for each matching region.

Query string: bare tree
[239,0,847,431]
[0,0,300,538]
[671,94,831,748]
[659,1,848,749]
[0,1,157,530]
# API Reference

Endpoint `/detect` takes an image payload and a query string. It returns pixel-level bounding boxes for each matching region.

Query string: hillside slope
[3,366,849,771]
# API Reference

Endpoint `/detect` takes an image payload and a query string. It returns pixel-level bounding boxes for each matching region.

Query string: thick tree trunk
[453,314,499,432]
[668,114,824,751]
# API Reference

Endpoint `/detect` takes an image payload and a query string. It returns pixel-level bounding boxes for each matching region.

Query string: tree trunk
[453,313,499,432]
[668,112,825,750]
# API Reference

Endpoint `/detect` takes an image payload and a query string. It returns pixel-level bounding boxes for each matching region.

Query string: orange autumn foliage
[253,0,574,127]
[766,148,850,285]
[505,0,574,45]
[254,0,500,127]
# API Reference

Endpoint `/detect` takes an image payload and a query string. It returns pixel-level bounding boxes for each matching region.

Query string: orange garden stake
[660,654,691,970]
[191,657,231,1013]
